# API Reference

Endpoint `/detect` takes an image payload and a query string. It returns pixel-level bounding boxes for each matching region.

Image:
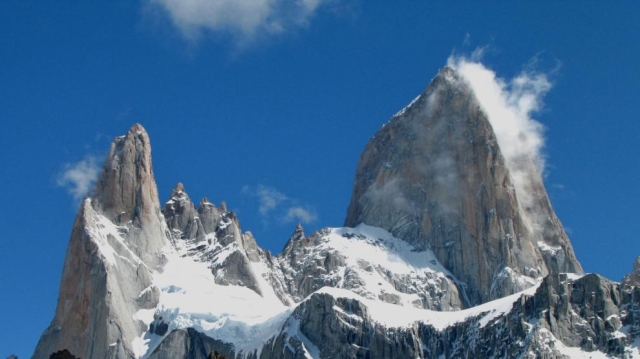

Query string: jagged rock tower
[345,67,582,305]
[33,124,171,358]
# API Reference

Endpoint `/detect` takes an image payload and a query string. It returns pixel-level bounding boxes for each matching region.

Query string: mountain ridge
[31,67,639,358]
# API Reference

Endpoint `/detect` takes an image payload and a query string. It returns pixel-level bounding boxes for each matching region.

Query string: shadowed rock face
[33,124,170,359]
[623,257,640,286]
[345,68,582,305]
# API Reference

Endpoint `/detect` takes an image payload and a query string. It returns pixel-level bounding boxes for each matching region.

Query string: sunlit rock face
[33,124,171,359]
[345,67,582,306]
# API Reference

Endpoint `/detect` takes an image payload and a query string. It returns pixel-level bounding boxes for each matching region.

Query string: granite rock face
[33,124,170,359]
[161,185,292,306]
[344,67,582,306]
[274,274,639,358]
[277,225,466,310]
[623,257,640,287]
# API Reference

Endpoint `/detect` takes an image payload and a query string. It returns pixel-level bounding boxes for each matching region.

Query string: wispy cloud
[285,206,318,223]
[242,184,317,225]
[56,155,101,203]
[242,185,288,216]
[448,51,552,213]
[149,0,334,45]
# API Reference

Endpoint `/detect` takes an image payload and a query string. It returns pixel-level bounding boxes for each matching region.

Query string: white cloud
[57,155,101,203]
[149,0,332,43]
[447,54,551,212]
[242,184,288,216]
[242,184,318,225]
[285,206,318,224]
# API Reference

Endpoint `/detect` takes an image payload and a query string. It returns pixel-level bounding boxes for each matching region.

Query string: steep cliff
[344,67,582,305]
[33,124,171,358]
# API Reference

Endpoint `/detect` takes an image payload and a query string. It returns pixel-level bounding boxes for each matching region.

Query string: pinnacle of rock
[622,256,640,286]
[344,68,582,305]
[33,124,169,359]
[173,182,185,193]
[94,123,159,226]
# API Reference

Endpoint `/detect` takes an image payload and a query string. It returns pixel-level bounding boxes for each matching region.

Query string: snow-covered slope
[82,214,638,359]
[278,224,466,310]
[34,123,640,359]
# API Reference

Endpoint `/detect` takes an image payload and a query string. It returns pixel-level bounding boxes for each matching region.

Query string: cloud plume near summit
[56,155,101,203]
[150,0,332,43]
[448,55,552,213]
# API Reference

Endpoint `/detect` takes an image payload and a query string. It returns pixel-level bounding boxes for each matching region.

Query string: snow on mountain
[278,224,466,310]
[124,220,542,358]
[33,91,640,358]
[132,245,291,358]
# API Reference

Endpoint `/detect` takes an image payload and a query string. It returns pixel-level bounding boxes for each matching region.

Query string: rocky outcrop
[162,186,292,306]
[163,183,206,241]
[147,328,234,359]
[278,224,466,310]
[33,124,170,359]
[48,350,79,359]
[344,67,582,306]
[92,123,169,268]
[256,274,639,358]
[623,257,640,286]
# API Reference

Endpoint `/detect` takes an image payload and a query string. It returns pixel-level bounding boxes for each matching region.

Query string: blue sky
[1,1,639,357]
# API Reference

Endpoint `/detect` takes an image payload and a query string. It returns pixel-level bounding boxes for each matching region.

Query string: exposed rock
[147,328,234,359]
[623,256,640,286]
[163,183,206,241]
[278,225,465,310]
[33,124,170,359]
[149,314,170,336]
[48,349,79,359]
[92,123,169,267]
[198,197,221,235]
[344,67,582,305]
[162,187,293,306]
[258,274,640,359]
[34,118,625,359]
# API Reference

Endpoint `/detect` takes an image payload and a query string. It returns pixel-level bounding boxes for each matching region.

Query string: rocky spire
[198,197,221,235]
[163,182,206,241]
[92,123,169,266]
[34,124,170,359]
[344,68,582,305]
[622,256,640,286]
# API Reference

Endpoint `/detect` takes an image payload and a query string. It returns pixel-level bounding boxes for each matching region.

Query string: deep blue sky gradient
[1,2,639,357]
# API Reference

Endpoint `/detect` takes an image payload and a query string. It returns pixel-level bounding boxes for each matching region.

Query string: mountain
[34,124,170,359]
[33,69,640,358]
[345,67,582,306]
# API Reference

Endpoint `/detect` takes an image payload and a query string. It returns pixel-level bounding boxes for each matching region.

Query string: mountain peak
[173,182,185,194]
[622,256,640,286]
[345,69,581,305]
[34,124,170,359]
[93,122,157,227]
